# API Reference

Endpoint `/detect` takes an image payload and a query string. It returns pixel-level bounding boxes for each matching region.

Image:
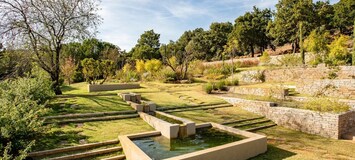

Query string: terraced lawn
[36,81,355,160]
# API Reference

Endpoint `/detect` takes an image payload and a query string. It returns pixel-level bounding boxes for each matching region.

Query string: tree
[304,28,330,63]
[0,49,32,80]
[100,60,115,84]
[81,58,100,84]
[353,21,355,66]
[299,22,305,64]
[0,0,101,95]
[61,57,77,85]
[314,1,334,31]
[131,30,161,60]
[161,40,194,80]
[333,0,355,34]
[268,0,315,52]
[231,7,272,57]
[206,22,233,60]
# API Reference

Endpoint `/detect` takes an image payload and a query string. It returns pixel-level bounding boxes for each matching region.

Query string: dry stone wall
[263,66,355,83]
[220,97,355,139]
[296,79,355,99]
[229,86,288,99]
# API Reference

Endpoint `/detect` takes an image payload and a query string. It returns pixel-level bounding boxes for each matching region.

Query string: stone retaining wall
[88,84,140,92]
[229,86,288,99]
[296,79,355,99]
[220,97,355,139]
[286,96,355,109]
[263,66,355,83]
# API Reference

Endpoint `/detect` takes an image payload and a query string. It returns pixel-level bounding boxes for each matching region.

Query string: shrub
[135,59,145,73]
[302,98,350,113]
[277,54,303,67]
[116,70,139,83]
[260,51,271,65]
[226,79,239,86]
[327,35,351,65]
[204,83,214,94]
[233,60,260,68]
[204,68,225,80]
[122,63,133,73]
[72,70,84,83]
[216,80,227,91]
[0,77,52,158]
[144,59,162,73]
[189,60,205,76]
[156,68,177,83]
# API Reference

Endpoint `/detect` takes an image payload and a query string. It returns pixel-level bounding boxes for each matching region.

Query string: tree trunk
[51,72,62,95]
[299,22,305,64]
[53,48,62,95]
[250,45,255,57]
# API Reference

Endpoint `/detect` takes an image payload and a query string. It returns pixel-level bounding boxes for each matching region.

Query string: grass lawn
[38,81,355,160]
[34,118,153,151]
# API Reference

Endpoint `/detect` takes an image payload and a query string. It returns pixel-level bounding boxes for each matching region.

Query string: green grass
[36,81,355,160]
[33,118,153,151]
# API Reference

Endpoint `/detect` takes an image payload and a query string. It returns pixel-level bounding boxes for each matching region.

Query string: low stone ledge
[156,111,196,136]
[119,123,267,160]
[138,112,180,139]
[88,83,140,92]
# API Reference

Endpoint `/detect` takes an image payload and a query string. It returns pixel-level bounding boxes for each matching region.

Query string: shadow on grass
[60,85,76,92]
[55,93,117,98]
[33,130,88,151]
[250,145,296,160]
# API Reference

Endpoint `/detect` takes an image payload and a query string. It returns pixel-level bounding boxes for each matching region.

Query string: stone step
[157,102,227,111]
[164,104,233,113]
[47,147,122,160]
[221,117,264,125]
[45,110,137,120]
[245,124,277,132]
[233,119,271,128]
[45,114,139,124]
[28,140,119,157]
[101,155,126,160]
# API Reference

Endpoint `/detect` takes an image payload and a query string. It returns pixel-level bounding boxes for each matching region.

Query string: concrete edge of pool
[119,122,267,160]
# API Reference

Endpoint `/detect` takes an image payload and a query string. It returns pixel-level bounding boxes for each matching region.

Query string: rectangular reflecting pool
[132,128,245,160]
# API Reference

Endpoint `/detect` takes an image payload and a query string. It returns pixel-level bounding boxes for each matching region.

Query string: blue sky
[97,0,339,51]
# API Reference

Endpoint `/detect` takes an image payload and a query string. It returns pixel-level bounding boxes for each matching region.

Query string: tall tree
[314,1,334,31]
[268,0,315,52]
[0,0,101,94]
[353,21,355,66]
[333,0,355,34]
[206,22,233,60]
[131,30,161,60]
[231,7,272,57]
